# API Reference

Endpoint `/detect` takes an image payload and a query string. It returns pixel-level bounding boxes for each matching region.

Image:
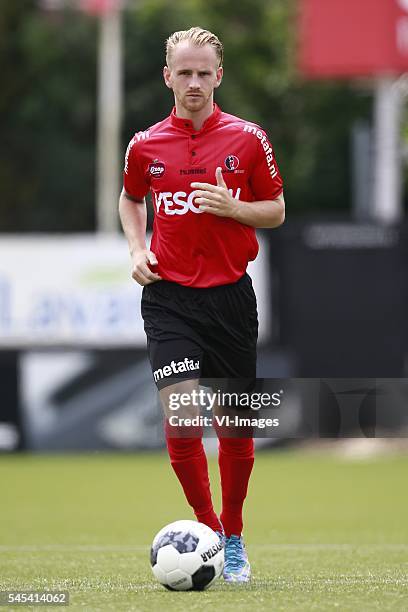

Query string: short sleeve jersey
[123,103,283,288]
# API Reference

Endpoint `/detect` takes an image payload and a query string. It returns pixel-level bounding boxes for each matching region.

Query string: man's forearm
[233,193,285,229]
[119,190,148,254]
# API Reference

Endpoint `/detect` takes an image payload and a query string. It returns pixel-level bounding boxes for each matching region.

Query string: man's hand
[191,167,240,219]
[131,249,162,286]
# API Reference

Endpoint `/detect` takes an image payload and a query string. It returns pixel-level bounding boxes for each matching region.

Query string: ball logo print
[149,161,166,178]
[224,154,240,171]
[151,531,199,563]
[150,520,224,590]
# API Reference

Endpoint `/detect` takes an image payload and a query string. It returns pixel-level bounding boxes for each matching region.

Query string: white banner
[0,234,270,348]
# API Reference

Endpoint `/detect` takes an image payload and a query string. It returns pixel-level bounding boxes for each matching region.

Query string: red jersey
[123,103,283,288]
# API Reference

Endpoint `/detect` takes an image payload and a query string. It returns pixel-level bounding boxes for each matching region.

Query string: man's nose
[188,74,200,89]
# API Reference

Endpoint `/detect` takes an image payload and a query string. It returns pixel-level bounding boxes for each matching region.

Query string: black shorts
[141,273,258,389]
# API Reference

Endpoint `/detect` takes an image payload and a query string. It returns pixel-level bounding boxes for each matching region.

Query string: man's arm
[191,168,285,229]
[232,192,285,228]
[119,188,161,285]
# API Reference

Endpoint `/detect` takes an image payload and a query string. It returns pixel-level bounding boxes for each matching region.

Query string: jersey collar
[170,103,222,132]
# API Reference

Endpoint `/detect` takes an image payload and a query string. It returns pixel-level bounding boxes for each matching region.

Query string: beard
[181,91,211,112]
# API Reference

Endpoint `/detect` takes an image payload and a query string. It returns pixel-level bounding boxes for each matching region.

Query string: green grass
[1,451,407,611]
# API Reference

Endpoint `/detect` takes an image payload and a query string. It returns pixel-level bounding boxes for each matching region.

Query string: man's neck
[174,100,215,131]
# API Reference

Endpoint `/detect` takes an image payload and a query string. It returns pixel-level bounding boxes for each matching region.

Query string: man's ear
[163,66,172,89]
[214,66,223,89]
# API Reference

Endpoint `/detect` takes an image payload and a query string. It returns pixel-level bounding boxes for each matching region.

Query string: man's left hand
[191,168,240,218]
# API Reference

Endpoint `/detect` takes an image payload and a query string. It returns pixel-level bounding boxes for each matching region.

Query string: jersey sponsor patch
[124,130,150,174]
[134,130,150,142]
[149,161,165,178]
[154,188,242,216]
[153,358,200,382]
[124,140,132,174]
[243,124,278,179]
[179,168,207,175]
[224,154,240,171]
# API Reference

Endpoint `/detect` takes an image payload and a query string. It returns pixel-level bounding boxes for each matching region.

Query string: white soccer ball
[150,520,224,591]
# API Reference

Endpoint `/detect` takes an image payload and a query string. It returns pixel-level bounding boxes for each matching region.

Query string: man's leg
[212,405,254,537]
[213,414,254,582]
[141,282,223,533]
[199,273,258,582]
[161,379,222,533]
[217,436,254,538]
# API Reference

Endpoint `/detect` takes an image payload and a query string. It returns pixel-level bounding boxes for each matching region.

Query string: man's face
[163,41,223,114]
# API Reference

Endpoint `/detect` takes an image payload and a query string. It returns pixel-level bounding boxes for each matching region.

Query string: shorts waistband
[146,273,249,297]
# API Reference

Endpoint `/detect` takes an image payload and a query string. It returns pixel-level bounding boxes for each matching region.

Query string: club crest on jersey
[224,154,239,171]
[149,160,165,178]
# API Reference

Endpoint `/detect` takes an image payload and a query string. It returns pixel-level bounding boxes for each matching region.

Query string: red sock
[165,420,221,533]
[218,437,254,537]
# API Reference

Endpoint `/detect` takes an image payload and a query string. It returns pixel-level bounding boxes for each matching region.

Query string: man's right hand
[131,250,162,286]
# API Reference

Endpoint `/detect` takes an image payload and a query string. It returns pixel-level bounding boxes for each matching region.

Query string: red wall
[299,0,408,77]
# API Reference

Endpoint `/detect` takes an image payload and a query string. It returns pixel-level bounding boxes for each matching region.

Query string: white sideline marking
[0,545,148,552]
[0,544,407,553]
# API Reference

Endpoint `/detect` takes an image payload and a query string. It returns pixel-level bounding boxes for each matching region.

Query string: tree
[0,0,374,232]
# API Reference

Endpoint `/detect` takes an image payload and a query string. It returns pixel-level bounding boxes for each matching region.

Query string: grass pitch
[1,449,407,611]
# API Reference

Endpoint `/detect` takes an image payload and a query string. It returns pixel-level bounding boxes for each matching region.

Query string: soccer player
[119,26,285,583]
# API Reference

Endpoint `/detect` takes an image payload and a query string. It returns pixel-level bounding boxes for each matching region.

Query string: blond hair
[166,27,224,68]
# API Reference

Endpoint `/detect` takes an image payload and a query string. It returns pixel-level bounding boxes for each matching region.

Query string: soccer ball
[150,520,224,591]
